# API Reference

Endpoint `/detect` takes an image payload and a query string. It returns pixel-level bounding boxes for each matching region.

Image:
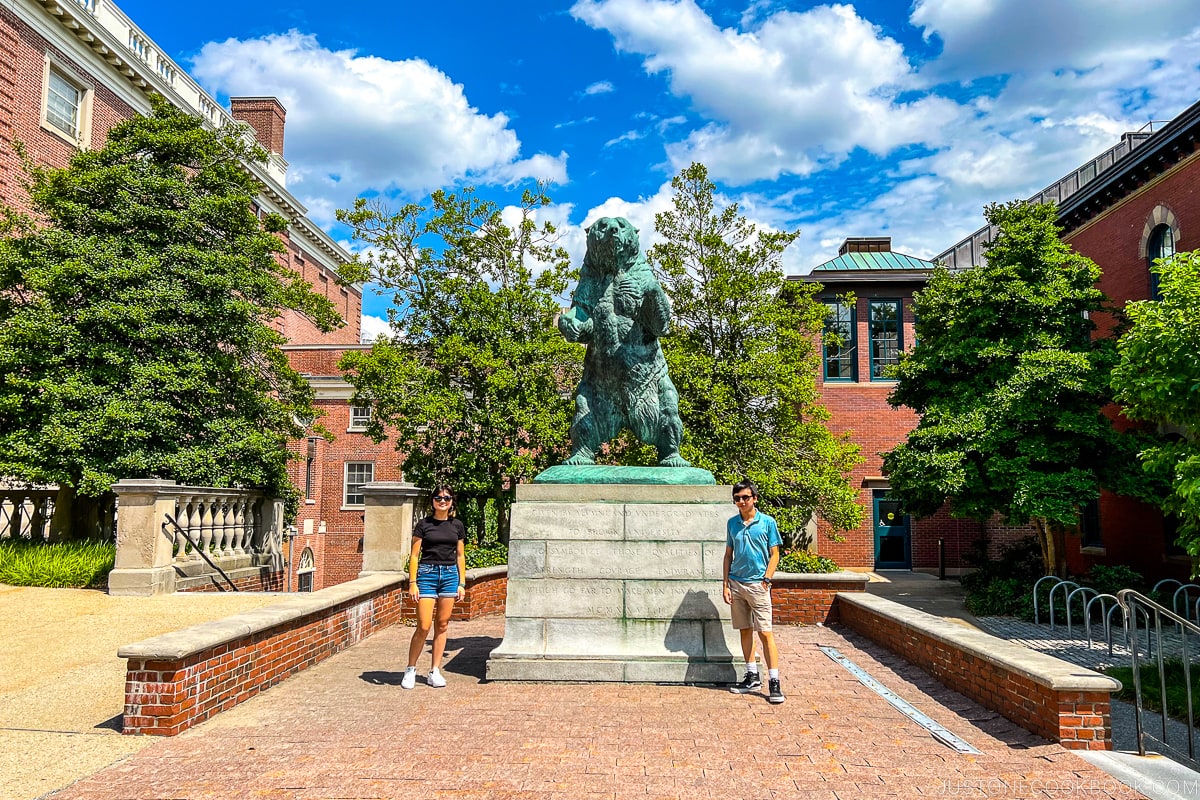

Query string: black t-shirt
[413,516,465,565]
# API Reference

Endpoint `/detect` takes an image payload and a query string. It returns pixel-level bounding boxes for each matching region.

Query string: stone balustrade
[109,480,284,596]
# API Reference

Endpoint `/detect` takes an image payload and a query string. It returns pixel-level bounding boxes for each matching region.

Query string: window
[304,438,318,500]
[868,300,901,380]
[1148,224,1175,301]
[1079,499,1102,549]
[343,462,374,507]
[41,57,91,145]
[297,548,315,592]
[348,405,372,431]
[822,300,856,382]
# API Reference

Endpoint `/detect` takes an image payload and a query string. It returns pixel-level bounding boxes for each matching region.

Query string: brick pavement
[48,616,1147,800]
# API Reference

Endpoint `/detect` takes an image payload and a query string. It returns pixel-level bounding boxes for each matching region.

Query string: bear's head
[585,217,640,271]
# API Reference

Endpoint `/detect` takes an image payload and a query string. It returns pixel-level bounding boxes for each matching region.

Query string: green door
[873,491,911,569]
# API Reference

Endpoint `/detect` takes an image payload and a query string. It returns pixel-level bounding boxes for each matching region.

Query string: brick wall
[123,576,407,735]
[1059,152,1200,583]
[837,593,1116,749]
[177,568,285,593]
[771,574,867,624]
[0,6,138,214]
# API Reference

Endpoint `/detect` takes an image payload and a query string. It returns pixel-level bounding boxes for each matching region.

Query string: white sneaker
[427,668,447,688]
[400,667,416,689]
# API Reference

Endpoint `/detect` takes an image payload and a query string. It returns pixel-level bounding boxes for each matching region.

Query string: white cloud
[360,314,391,343]
[911,0,1200,82]
[571,0,963,183]
[584,80,615,95]
[572,0,1200,277]
[190,31,568,224]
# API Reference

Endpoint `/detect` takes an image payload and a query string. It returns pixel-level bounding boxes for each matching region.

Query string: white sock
[745,662,758,674]
[768,669,779,680]
[404,666,415,673]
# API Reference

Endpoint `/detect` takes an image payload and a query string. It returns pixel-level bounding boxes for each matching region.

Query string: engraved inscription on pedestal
[506,578,625,618]
[624,504,726,541]
[542,540,705,580]
[509,503,623,541]
[625,581,729,620]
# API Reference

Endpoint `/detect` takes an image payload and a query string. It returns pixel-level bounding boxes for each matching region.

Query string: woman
[401,485,467,689]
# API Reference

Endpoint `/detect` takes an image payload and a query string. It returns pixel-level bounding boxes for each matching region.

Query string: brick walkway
[48,616,1146,800]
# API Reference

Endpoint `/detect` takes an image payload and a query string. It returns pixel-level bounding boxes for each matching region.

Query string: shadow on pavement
[93,714,123,732]
[442,635,500,681]
[360,670,404,686]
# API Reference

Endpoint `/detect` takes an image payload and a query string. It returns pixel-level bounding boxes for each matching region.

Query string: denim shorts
[416,564,460,599]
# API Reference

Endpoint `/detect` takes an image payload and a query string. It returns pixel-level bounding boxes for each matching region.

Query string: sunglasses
[733,494,755,502]
[432,495,453,501]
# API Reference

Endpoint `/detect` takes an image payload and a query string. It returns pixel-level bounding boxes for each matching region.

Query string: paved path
[47,616,1147,800]
[0,584,284,800]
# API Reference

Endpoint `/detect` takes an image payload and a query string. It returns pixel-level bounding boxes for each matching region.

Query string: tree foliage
[883,201,1151,575]
[336,185,579,544]
[645,163,862,544]
[0,99,341,531]
[1112,249,1200,558]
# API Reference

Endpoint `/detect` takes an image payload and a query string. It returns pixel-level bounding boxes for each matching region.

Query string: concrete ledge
[120,573,403,661]
[837,593,1119,692]
[775,571,871,586]
[837,592,1119,749]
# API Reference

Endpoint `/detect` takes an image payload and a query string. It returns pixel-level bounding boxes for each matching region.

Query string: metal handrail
[163,513,239,592]
[1118,589,1199,762]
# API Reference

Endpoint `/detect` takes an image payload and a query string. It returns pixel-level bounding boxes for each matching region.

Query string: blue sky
[116,0,1200,337]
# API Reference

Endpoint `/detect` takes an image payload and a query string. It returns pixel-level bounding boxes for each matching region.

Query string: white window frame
[343,462,374,508]
[40,54,93,147]
[348,405,372,432]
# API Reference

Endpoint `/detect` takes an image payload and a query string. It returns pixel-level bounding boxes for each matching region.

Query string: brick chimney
[838,237,891,256]
[229,97,286,156]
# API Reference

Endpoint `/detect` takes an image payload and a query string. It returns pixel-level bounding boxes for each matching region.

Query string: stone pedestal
[486,481,740,683]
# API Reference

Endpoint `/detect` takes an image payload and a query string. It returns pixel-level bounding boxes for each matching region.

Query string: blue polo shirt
[726,511,782,583]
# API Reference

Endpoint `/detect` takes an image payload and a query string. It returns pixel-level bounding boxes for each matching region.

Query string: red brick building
[1,0,400,591]
[819,98,1200,580]
[797,238,987,574]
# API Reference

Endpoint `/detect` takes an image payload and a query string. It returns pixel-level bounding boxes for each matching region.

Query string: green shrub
[0,538,114,588]
[965,577,1036,618]
[1082,564,1145,597]
[464,542,507,569]
[778,550,840,574]
[961,536,1043,619]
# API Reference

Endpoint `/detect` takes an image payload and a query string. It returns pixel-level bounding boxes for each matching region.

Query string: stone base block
[486,657,738,684]
[487,482,738,683]
[107,566,176,596]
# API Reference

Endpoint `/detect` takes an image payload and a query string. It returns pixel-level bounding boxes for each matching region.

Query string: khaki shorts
[729,580,773,632]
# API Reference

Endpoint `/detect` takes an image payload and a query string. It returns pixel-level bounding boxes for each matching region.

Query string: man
[722,478,785,704]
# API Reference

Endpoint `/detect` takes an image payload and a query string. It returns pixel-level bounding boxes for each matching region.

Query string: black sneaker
[768,678,785,704]
[729,671,762,694]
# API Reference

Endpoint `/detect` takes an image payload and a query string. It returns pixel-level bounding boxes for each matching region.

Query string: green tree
[645,163,862,544]
[1112,249,1200,558]
[0,100,342,535]
[883,201,1147,576]
[336,185,579,544]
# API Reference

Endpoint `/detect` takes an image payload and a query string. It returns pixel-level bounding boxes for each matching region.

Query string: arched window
[297,547,315,592]
[1147,223,1175,301]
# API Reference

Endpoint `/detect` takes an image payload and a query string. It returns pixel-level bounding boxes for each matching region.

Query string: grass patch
[0,538,114,588]
[1107,660,1200,722]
